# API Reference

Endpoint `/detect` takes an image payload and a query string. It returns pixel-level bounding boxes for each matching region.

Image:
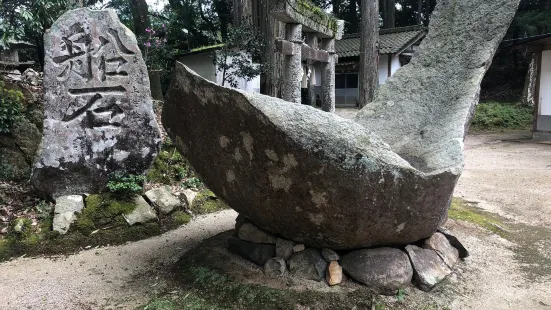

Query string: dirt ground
[0,127,550,310]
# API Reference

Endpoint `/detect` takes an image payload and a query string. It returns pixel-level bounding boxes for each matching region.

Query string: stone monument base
[172,218,469,308]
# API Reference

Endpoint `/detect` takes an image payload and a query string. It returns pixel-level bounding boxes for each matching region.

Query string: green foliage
[214,20,266,88]
[34,200,54,221]
[106,172,146,199]
[0,81,24,134]
[471,102,533,131]
[396,288,407,302]
[147,138,190,185]
[181,177,203,189]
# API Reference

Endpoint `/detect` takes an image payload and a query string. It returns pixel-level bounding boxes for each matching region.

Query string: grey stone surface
[276,238,295,260]
[289,248,327,282]
[423,232,460,269]
[264,257,287,278]
[321,248,340,262]
[123,196,158,226]
[321,39,336,113]
[227,236,275,265]
[53,195,85,234]
[341,247,413,294]
[163,0,519,249]
[181,189,198,207]
[237,222,277,244]
[437,227,469,259]
[31,8,161,198]
[406,245,452,292]
[144,188,180,214]
[282,23,302,104]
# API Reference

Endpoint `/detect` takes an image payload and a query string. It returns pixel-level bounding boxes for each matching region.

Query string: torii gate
[270,0,344,112]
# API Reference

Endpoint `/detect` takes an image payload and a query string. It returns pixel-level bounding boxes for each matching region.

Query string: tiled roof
[336,26,427,58]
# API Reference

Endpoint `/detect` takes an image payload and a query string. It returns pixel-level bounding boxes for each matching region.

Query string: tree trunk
[233,0,253,22]
[417,0,423,25]
[214,0,232,40]
[348,0,359,33]
[384,0,395,29]
[254,0,285,97]
[333,0,341,16]
[424,0,431,26]
[129,0,150,37]
[359,0,379,107]
[521,53,537,107]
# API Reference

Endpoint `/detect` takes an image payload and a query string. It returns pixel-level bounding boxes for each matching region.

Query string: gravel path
[0,129,549,310]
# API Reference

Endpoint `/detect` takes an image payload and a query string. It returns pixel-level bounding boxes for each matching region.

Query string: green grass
[471,101,533,131]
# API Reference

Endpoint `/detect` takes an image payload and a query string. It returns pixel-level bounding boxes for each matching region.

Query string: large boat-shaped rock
[163,0,519,249]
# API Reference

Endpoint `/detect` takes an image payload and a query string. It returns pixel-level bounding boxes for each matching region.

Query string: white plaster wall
[540,50,551,116]
[176,53,216,82]
[177,52,260,93]
[215,55,260,93]
[390,55,401,77]
[378,54,402,85]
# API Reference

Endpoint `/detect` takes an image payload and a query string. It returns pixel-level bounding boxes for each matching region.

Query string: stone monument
[31,8,161,198]
[163,0,519,250]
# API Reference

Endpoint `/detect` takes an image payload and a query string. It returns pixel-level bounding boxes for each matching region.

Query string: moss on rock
[191,190,228,215]
[171,211,192,226]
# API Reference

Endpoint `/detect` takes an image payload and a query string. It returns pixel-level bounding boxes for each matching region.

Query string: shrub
[471,102,533,131]
[106,172,146,199]
[0,81,24,134]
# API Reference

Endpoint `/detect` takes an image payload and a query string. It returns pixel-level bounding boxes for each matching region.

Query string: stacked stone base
[229,214,468,294]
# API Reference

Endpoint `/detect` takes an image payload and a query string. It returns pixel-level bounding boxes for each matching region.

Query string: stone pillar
[306,34,318,107]
[321,39,336,113]
[282,23,302,104]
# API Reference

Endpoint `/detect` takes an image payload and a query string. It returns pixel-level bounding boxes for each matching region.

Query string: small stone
[235,213,248,231]
[182,189,198,207]
[276,238,296,260]
[13,218,27,233]
[237,222,277,244]
[293,244,306,253]
[437,227,469,259]
[144,188,181,214]
[289,248,328,282]
[53,195,85,234]
[264,257,287,278]
[227,236,275,265]
[424,232,460,269]
[321,248,340,262]
[341,247,413,294]
[405,245,452,292]
[123,196,158,226]
[326,261,342,286]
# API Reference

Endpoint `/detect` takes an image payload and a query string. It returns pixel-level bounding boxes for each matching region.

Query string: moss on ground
[190,190,228,215]
[147,140,190,185]
[448,198,509,237]
[171,211,192,226]
[449,197,551,281]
